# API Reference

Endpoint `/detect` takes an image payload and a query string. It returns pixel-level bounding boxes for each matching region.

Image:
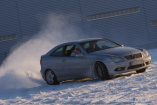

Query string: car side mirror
[75,52,84,57]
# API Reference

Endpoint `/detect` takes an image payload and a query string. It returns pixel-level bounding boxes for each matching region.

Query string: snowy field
[0,48,157,104]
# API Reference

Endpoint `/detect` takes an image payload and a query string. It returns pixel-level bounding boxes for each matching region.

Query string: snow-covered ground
[0,48,156,104]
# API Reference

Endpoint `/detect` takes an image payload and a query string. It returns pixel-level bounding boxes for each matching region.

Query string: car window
[80,39,120,53]
[64,45,75,56]
[97,40,118,49]
[66,45,75,50]
[82,43,89,49]
[50,47,64,56]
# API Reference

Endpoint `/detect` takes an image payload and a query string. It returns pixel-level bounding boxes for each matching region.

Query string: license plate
[130,59,144,66]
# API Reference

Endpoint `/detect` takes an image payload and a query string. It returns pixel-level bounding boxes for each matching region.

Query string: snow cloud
[0,13,82,90]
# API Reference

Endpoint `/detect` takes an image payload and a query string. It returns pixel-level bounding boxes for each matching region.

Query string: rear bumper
[40,69,46,81]
[106,55,151,76]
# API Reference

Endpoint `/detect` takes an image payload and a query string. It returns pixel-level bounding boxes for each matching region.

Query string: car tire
[95,62,110,80]
[136,68,146,73]
[45,69,59,85]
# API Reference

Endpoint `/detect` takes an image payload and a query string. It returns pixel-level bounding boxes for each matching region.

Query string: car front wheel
[45,70,59,85]
[95,62,110,80]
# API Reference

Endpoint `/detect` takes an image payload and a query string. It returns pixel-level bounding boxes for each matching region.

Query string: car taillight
[40,59,42,65]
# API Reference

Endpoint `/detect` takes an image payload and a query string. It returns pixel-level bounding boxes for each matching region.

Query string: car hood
[90,47,142,57]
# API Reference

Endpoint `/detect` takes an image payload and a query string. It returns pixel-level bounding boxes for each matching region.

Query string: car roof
[74,37,104,43]
[61,37,104,45]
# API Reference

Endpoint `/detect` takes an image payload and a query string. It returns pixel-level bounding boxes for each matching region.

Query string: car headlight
[110,56,124,63]
[143,49,149,57]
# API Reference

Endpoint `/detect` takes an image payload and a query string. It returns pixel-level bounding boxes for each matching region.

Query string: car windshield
[80,39,121,53]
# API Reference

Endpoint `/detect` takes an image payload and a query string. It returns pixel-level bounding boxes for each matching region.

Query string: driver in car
[71,46,82,56]
[87,44,101,53]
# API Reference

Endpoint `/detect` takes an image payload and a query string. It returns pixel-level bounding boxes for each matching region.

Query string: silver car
[40,38,151,85]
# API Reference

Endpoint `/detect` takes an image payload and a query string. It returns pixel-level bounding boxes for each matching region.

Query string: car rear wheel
[136,68,146,73]
[45,70,59,85]
[95,62,110,80]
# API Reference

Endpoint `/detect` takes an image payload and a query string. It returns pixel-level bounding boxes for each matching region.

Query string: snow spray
[0,13,83,90]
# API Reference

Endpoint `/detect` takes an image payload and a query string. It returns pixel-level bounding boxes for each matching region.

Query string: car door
[62,44,91,79]
[48,46,65,77]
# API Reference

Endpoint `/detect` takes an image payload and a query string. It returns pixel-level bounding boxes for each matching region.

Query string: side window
[82,43,89,49]
[50,47,64,56]
[66,45,75,50]
[64,45,75,56]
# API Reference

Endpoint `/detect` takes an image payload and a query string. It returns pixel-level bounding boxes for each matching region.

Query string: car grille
[128,63,144,69]
[127,61,151,70]
[125,53,142,60]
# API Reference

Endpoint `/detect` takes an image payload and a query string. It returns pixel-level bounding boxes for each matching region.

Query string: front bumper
[106,55,151,76]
